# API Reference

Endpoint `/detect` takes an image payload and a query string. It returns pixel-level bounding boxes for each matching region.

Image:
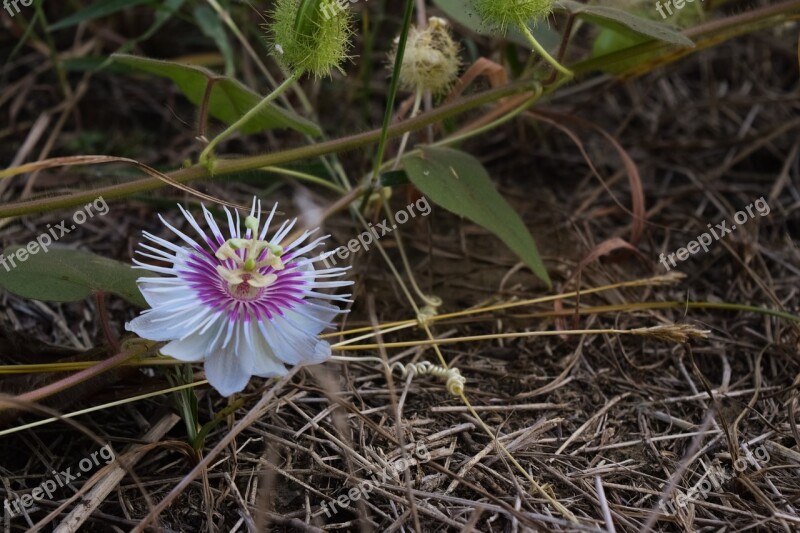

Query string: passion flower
[126,198,352,396]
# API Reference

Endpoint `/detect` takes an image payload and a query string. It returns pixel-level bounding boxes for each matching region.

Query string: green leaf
[432,0,560,50]
[556,0,694,47]
[403,147,551,287]
[193,5,235,77]
[50,0,156,30]
[112,54,322,137]
[592,26,648,59]
[0,246,146,308]
[379,170,410,187]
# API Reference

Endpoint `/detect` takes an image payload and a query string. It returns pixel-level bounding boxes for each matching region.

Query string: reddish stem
[95,291,120,354]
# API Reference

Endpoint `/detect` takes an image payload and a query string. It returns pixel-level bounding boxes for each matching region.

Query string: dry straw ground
[1,1,799,531]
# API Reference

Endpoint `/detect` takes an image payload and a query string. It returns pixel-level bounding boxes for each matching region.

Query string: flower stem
[516,17,573,77]
[199,70,303,168]
[95,291,120,354]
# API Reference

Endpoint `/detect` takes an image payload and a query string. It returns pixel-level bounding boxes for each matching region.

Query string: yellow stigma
[245,216,259,233]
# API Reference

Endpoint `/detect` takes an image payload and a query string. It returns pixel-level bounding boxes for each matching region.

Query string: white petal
[126,301,208,339]
[160,325,217,362]
[178,204,212,245]
[139,283,196,309]
[282,301,339,335]
[259,315,331,365]
[310,281,353,289]
[204,348,251,397]
[285,235,326,258]
[158,215,204,251]
[138,243,176,261]
[271,218,295,245]
[259,203,278,241]
[142,231,187,256]
[132,260,177,276]
[282,229,314,254]
[134,276,187,285]
[126,312,182,341]
[223,206,237,240]
[303,290,353,302]
[149,302,206,323]
[244,321,288,377]
[201,204,225,245]
[167,306,217,335]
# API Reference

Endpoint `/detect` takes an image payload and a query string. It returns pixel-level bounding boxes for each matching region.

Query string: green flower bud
[473,0,555,34]
[269,0,353,78]
[390,17,461,95]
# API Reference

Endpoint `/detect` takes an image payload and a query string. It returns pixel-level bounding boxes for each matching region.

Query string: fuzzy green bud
[270,0,353,78]
[390,17,461,95]
[473,0,555,34]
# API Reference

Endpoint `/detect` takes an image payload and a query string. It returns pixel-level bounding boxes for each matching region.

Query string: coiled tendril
[391,361,465,396]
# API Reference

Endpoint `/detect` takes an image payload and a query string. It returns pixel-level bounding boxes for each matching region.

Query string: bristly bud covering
[472,0,555,34]
[390,17,461,95]
[125,198,353,397]
[269,0,353,78]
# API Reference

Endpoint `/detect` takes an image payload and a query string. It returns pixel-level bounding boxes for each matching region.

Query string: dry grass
[1,1,799,531]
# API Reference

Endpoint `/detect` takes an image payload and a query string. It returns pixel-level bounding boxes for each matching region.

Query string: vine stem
[324,273,689,338]
[380,198,439,308]
[391,88,424,170]
[516,16,573,77]
[361,0,416,210]
[0,79,539,219]
[5,295,798,375]
[330,326,708,351]
[198,70,303,167]
[0,380,208,438]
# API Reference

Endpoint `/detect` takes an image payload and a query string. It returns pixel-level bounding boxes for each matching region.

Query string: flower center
[227,274,266,301]
[214,215,285,298]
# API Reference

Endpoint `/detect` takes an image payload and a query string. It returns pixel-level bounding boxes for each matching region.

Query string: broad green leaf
[592,26,648,58]
[50,0,155,30]
[112,54,322,137]
[590,27,651,73]
[379,170,410,187]
[403,147,551,287]
[556,0,694,47]
[193,5,235,77]
[432,0,560,50]
[0,246,146,308]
